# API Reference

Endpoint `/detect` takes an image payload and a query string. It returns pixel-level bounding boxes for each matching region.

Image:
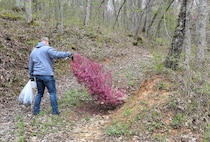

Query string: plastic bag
[30,80,37,89]
[19,80,35,106]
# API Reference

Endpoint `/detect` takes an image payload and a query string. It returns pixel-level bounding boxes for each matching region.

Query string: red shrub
[70,53,126,107]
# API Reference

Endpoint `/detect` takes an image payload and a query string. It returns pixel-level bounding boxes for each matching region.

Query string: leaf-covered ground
[0,17,207,142]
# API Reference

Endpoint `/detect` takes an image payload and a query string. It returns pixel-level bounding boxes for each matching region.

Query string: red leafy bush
[70,53,126,108]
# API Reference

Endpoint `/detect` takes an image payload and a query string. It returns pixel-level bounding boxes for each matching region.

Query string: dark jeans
[33,75,59,114]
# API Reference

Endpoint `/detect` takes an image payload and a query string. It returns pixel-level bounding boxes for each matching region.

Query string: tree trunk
[84,0,91,26]
[14,0,24,11]
[154,0,174,38]
[113,0,126,29]
[33,0,41,12]
[184,0,193,71]
[164,0,187,70]
[133,0,144,40]
[25,0,32,24]
[144,0,154,36]
[112,0,117,17]
[59,0,64,34]
[139,0,154,35]
[195,0,207,69]
[183,0,193,95]
[100,0,108,23]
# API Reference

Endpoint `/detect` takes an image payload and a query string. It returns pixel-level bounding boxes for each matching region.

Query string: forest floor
[0,42,154,142]
[0,17,206,142]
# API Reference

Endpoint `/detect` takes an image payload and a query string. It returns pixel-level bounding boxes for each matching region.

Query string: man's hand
[68,54,73,60]
[30,77,35,81]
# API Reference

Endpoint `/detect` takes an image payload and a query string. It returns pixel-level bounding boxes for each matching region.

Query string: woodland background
[0,0,209,141]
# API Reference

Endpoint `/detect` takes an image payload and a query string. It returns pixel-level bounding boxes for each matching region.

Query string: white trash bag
[19,80,36,106]
[30,80,37,89]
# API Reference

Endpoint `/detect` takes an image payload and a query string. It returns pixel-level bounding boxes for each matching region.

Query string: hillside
[0,15,209,141]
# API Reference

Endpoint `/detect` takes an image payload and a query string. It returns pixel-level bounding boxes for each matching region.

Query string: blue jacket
[29,42,72,78]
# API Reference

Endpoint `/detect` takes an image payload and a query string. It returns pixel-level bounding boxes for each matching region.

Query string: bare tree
[195,0,207,69]
[164,0,187,70]
[25,0,32,24]
[182,0,193,95]
[99,0,109,23]
[154,0,174,38]
[112,0,117,17]
[59,0,64,34]
[33,0,41,12]
[113,0,126,29]
[84,0,91,26]
[184,0,193,71]
[144,0,154,35]
[14,0,24,12]
[135,0,154,36]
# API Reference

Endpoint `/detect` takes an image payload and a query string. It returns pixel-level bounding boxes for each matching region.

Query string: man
[29,37,73,115]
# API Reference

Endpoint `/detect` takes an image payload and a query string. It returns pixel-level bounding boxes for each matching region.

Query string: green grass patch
[105,122,133,137]
[59,87,90,108]
[170,112,188,129]
[152,52,164,73]
[204,124,210,142]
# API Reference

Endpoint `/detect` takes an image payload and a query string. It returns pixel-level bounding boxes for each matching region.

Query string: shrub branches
[70,53,126,108]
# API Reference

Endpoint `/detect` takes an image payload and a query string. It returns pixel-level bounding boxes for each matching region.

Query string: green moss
[0,12,23,21]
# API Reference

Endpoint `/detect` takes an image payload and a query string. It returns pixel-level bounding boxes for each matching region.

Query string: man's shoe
[52,112,60,115]
[33,113,39,115]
